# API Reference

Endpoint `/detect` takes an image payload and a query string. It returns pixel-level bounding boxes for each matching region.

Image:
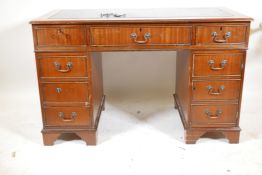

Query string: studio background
[1,0,262,175]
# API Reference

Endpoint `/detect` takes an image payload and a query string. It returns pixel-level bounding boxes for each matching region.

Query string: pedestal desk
[30,8,252,145]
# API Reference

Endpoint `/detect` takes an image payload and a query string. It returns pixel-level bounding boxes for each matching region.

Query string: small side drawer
[44,106,91,127]
[193,52,244,77]
[90,26,192,46]
[33,25,87,51]
[37,56,88,78]
[191,104,239,127]
[42,82,89,102]
[192,80,241,101]
[195,25,248,45]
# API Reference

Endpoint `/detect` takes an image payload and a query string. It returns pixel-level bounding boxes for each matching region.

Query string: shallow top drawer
[90,26,192,46]
[195,24,248,45]
[33,25,87,51]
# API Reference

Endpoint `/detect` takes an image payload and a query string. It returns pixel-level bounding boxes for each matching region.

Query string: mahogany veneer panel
[175,50,192,125]
[90,53,104,123]
[90,26,192,46]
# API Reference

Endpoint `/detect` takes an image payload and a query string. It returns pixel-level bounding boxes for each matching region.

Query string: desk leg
[42,132,60,146]
[223,131,240,144]
[185,130,205,144]
[76,131,97,145]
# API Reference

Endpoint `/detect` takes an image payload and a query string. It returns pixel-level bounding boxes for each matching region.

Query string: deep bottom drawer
[191,104,239,127]
[44,106,91,127]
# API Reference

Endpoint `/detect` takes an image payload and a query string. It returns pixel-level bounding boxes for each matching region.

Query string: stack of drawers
[175,24,249,144]
[33,25,104,145]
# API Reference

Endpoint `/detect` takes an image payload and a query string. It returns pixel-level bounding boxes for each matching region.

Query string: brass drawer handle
[211,31,231,43]
[208,59,228,70]
[58,112,77,122]
[53,62,73,73]
[56,87,62,93]
[130,32,151,44]
[205,109,223,119]
[207,85,225,95]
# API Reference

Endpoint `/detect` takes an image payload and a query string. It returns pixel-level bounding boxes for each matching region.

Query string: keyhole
[139,28,142,32]
[220,27,223,31]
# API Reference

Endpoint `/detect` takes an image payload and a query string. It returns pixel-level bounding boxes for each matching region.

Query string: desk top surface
[30,8,252,24]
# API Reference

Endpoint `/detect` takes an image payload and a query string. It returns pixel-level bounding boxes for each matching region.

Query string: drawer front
[42,83,89,102]
[90,26,192,46]
[192,80,241,101]
[34,25,86,51]
[44,106,91,127]
[193,53,244,77]
[196,25,247,45]
[191,104,238,127]
[38,56,88,78]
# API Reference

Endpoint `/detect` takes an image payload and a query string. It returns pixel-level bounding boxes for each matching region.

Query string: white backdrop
[0,0,262,97]
[1,1,262,175]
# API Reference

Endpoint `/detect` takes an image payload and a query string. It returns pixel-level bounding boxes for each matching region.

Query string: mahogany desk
[30,8,252,145]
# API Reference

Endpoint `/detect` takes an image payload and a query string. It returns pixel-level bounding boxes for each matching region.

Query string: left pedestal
[32,24,104,146]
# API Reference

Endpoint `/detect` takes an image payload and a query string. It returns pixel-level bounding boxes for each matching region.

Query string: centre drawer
[43,106,91,127]
[90,26,192,46]
[41,82,89,102]
[192,80,241,101]
[191,104,239,127]
[193,52,244,77]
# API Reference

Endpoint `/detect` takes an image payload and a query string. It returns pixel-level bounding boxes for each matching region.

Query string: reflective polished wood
[30,8,252,145]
